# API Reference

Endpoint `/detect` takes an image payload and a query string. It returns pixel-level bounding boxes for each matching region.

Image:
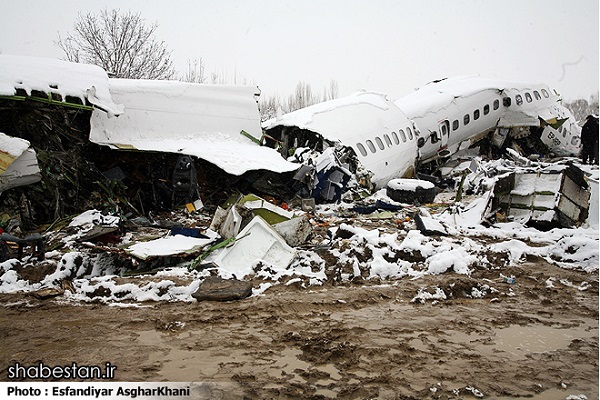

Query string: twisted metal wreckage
[0,55,596,266]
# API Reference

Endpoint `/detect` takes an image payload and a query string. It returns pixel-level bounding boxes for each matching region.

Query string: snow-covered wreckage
[263,91,419,202]
[0,54,300,227]
[89,79,297,177]
[0,55,597,307]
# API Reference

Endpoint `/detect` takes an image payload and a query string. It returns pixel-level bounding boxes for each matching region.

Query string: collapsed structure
[0,55,595,235]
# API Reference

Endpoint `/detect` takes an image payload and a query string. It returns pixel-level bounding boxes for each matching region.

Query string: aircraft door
[438,120,450,156]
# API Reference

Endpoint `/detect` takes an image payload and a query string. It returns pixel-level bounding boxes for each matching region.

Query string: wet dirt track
[0,258,597,400]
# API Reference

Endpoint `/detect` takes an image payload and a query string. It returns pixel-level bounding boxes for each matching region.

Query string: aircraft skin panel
[90,79,298,176]
[0,147,41,193]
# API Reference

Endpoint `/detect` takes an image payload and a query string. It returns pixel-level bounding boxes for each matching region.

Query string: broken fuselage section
[263,91,419,202]
[394,76,582,174]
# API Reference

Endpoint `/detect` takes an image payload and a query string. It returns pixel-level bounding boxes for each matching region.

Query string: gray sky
[1,0,598,101]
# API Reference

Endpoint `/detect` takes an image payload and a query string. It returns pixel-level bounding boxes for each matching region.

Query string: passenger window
[356,143,367,157]
[452,120,459,131]
[375,137,384,150]
[503,97,512,107]
[384,134,392,147]
[392,131,399,144]
[407,127,413,140]
[493,99,500,110]
[399,129,407,142]
[516,94,523,106]
[525,92,532,103]
[571,136,580,146]
[542,89,549,98]
[534,91,541,100]
[483,104,490,115]
[474,109,480,120]
[464,114,470,125]
[562,127,567,138]
[366,140,376,153]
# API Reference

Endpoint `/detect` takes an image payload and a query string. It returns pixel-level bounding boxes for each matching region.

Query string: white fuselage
[264,91,419,188]
[395,76,581,162]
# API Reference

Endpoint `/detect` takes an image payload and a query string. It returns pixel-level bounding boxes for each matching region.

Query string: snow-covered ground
[1,158,597,306]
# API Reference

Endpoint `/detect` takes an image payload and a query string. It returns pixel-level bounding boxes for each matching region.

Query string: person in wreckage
[580,114,599,165]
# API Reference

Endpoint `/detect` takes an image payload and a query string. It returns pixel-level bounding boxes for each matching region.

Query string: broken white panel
[90,79,298,176]
[219,206,243,239]
[586,179,599,229]
[0,133,41,192]
[125,230,218,260]
[209,216,296,279]
[272,215,312,247]
[0,147,41,192]
[240,196,294,220]
[539,104,581,156]
[0,54,123,115]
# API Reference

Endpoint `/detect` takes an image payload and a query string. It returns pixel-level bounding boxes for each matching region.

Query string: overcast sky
[1,0,598,101]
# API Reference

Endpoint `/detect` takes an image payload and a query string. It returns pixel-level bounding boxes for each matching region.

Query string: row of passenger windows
[451,88,552,132]
[355,126,418,157]
[515,88,550,106]
[354,88,554,156]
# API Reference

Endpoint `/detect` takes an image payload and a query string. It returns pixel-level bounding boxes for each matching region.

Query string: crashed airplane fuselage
[263,91,419,190]
[265,77,583,198]
[395,76,581,169]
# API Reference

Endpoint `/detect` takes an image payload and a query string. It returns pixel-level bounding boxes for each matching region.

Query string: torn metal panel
[272,215,312,247]
[587,178,599,229]
[0,133,41,193]
[486,165,590,228]
[90,79,298,176]
[0,54,123,115]
[539,104,582,156]
[208,215,297,278]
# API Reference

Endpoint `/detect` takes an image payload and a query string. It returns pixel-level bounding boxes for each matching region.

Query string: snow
[125,231,218,260]
[0,54,123,116]
[69,209,120,228]
[0,132,30,158]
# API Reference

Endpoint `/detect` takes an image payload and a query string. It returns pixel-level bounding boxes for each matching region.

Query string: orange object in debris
[280,202,289,210]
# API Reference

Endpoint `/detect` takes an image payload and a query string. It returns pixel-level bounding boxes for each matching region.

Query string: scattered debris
[30,287,64,300]
[483,163,591,229]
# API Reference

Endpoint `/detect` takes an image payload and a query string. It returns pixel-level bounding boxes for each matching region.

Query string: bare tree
[180,58,207,83]
[565,94,600,123]
[57,8,175,80]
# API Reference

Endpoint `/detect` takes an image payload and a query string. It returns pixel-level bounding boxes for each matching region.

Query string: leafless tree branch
[56,8,175,80]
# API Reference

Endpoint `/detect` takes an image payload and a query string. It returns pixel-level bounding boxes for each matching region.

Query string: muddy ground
[0,256,597,400]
